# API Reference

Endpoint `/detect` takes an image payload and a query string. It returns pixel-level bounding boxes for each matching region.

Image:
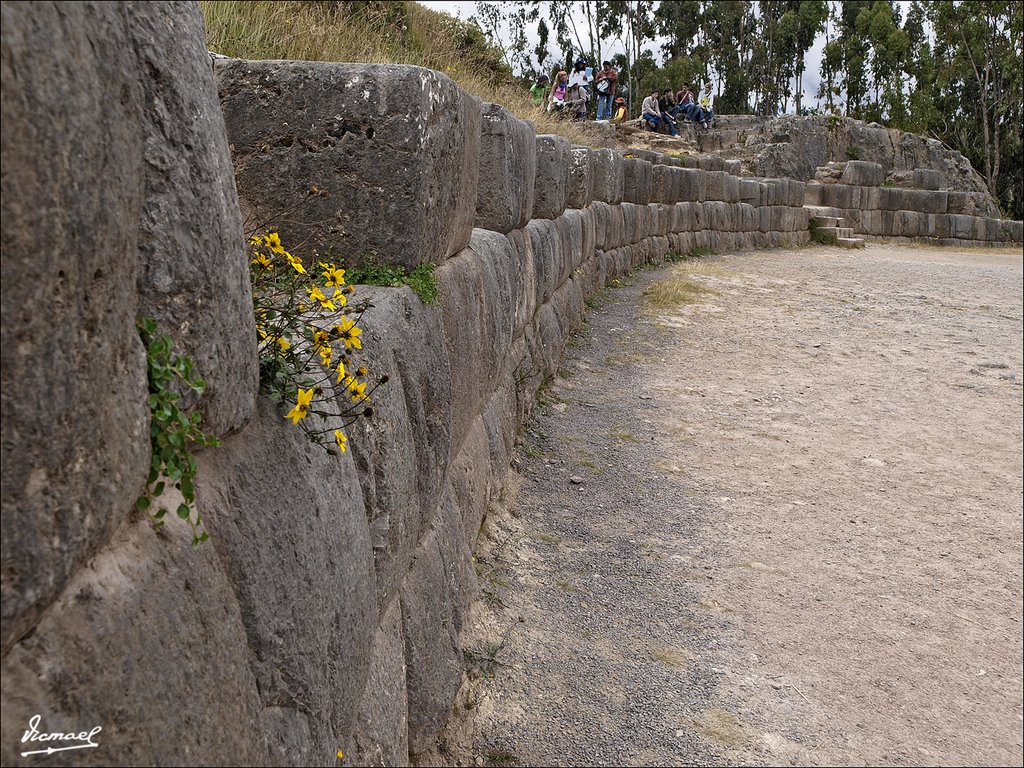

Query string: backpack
[596,78,610,94]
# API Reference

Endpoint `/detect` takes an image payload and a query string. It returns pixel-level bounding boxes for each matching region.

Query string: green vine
[136,317,221,547]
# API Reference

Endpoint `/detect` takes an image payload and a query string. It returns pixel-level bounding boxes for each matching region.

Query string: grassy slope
[201,0,600,147]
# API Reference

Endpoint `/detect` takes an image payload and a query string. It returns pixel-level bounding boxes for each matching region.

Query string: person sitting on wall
[612,96,629,122]
[642,88,677,135]
[530,73,550,108]
[594,60,618,120]
[567,83,590,121]
[675,84,699,122]
[547,70,568,112]
[698,81,715,128]
[660,88,680,134]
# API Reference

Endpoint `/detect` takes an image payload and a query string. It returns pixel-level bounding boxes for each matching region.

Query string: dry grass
[642,276,717,310]
[201,1,603,148]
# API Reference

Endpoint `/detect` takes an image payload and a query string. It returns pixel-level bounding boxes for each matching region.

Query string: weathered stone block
[623,158,653,205]
[0,516,269,767]
[449,416,491,551]
[526,218,559,306]
[400,528,462,755]
[804,181,823,206]
[475,103,536,233]
[506,229,537,337]
[342,286,453,609]
[353,600,409,767]
[197,399,376,751]
[591,148,624,204]
[566,146,594,210]
[724,159,744,175]
[913,168,942,190]
[216,59,481,269]
[840,160,884,187]
[901,189,948,214]
[533,134,571,219]
[1,0,151,654]
[705,171,740,202]
[131,3,258,437]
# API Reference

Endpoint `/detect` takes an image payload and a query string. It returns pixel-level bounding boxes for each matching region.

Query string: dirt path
[440,243,1023,767]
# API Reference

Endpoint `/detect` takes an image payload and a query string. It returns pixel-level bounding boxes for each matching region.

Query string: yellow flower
[335,360,347,384]
[319,344,333,367]
[335,318,363,350]
[312,329,330,348]
[333,291,348,309]
[345,375,368,403]
[276,336,291,352]
[285,387,314,424]
[307,285,336,311]
[323,266,347,290]
[265,232,285,254]
[286,252,306,274]
[334,429,348,454]
[247,235,263,247]
[251,252,272,269]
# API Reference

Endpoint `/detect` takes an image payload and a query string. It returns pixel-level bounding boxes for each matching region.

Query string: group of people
[530,59,628,122]
[642,82,715,135]
[529,58,716,133]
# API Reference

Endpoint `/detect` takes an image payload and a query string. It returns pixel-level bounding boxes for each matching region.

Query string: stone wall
[0,4,1020,767]
[805,162,1023,246]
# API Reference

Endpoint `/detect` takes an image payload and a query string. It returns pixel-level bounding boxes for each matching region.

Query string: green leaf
[177,503,191,520]
[136,495,151,512]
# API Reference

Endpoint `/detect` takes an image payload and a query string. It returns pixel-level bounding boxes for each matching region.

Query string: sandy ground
[439,243,1023,767]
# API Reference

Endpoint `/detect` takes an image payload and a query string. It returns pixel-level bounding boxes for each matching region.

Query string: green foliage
[809,217,839,246]
[846,145,862,160]
[136,318,221,547]
[688,245,715,258]
[345,259,439,306]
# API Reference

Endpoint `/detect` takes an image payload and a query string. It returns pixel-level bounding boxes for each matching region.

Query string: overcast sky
[418,1,911,111]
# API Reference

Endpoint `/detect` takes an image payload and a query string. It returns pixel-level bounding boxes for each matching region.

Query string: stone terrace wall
[805,162,1023,247]
[0,4,1020,767]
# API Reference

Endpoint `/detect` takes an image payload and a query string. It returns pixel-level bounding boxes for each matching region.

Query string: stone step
[805,205,844,219]
[812,216,841,228]
[837,237,866,249]
[819,226,854,238]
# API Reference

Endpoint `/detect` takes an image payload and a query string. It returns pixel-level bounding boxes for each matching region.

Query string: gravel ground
[438,243,1023,768]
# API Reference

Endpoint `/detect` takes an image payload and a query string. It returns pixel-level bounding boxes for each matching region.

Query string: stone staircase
[805,205,866,248]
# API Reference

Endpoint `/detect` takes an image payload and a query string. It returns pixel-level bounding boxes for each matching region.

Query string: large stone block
[526,218,560,306]
[675,168,708,202]
[197,399,376,754]
[893,209,922,238]
[591,149,624,204]
[804,181,824,206]
[1,0,150,654]
[900,189,948,214]
[623,158,653,205]
[840,160,884,187]
[507,229,537,337]
[343,287,453,610]
[533,134,571,219]
[216,60,481,269]
[566,146,594,210]
[353,600,409,767]
[132,2,258,437]
[449,416,491,551]
[560,209,588,275]
[400,528,463,755]
[913,168,942,190]
[0,516,269,767]
[475,103,536,233]
[705,171,739,202]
